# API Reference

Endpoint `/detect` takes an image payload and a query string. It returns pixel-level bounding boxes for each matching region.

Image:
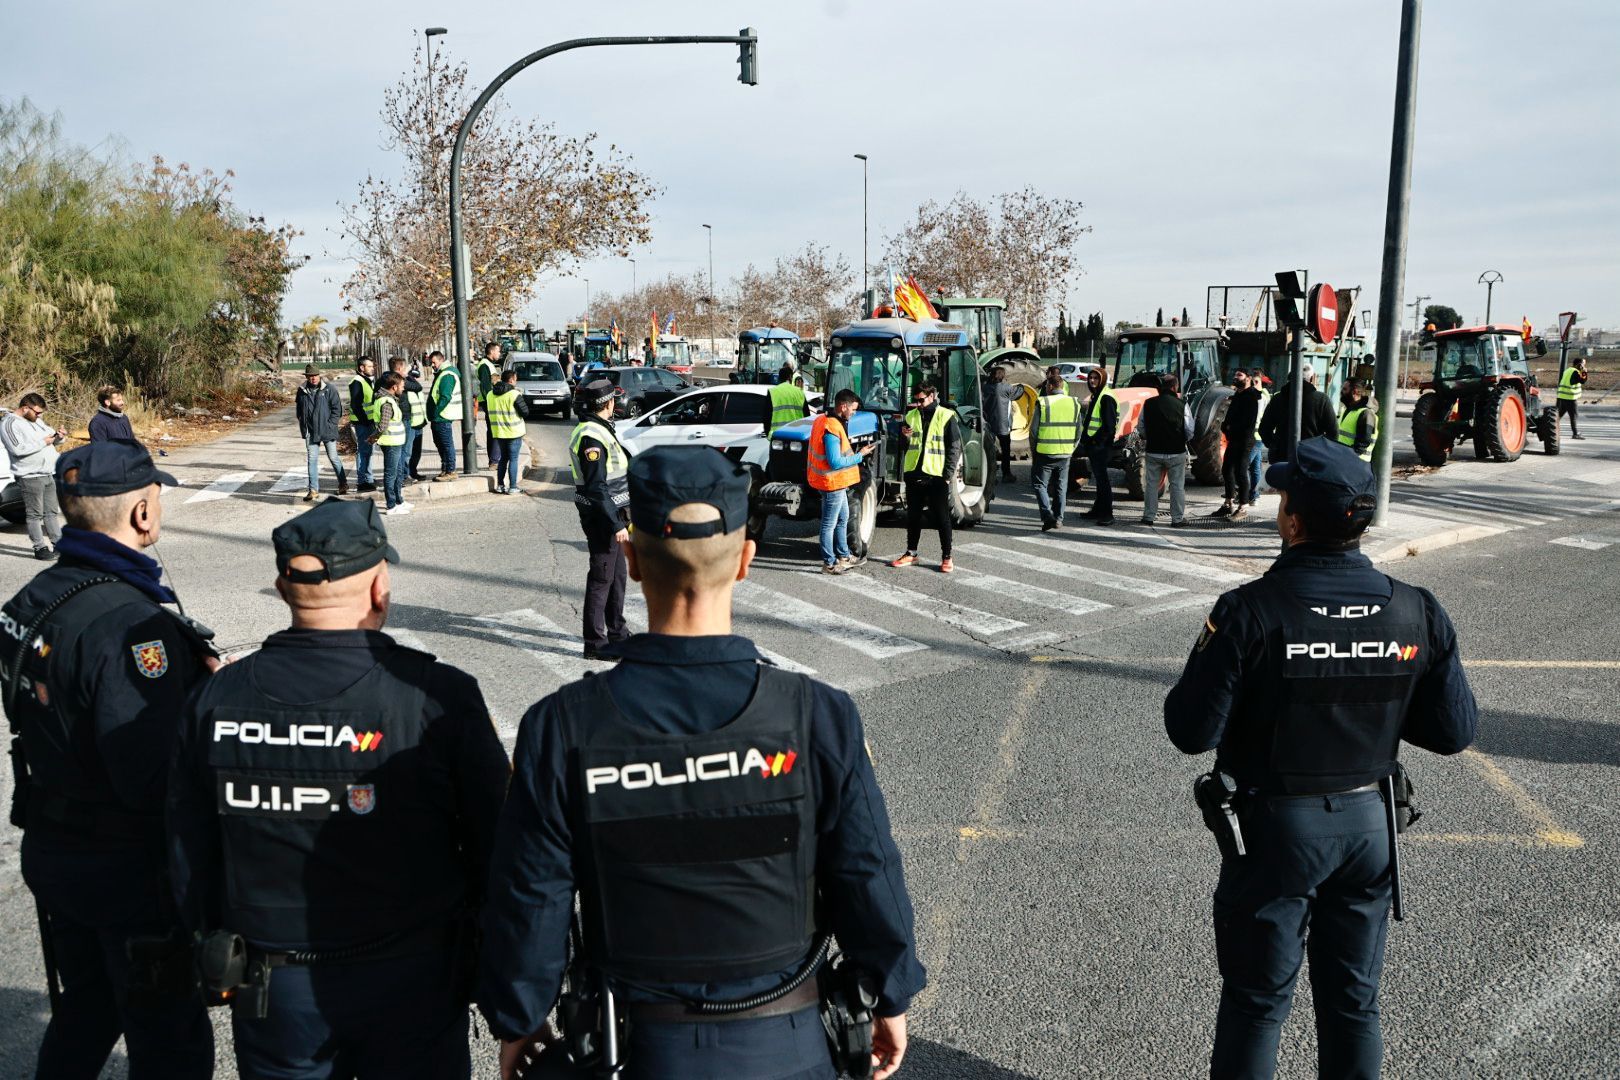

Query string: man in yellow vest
[808,388,874,573]
[348,357,379,493]
[889,382,961,573]
[767,365,808,433]
[477,342,501,459]
[390,356,428,483]
[1558,357,1588,440]
[1336,378,1378,462]
[426,351,462,480]
[370,371,411,514]
[485,368,527,495]
[1079,366,1119,526]
[570,380,630,659]
[1029,370,1082,531]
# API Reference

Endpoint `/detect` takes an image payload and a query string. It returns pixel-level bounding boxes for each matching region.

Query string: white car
[617,385,818,473]
[1055,361,1099,383]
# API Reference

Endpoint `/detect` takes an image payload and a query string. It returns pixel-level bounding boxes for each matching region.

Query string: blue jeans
[306,440,345,491]
[819,488,852,565]
[491,436,522,489]
[1031,454,1070,525]
[1248,443,1263,502]
[382,443,405,508]
[352,420,376,483]
[431,420,456,472]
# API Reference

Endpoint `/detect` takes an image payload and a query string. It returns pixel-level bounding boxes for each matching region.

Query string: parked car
[616,385,783,472]
[1054,361,1098,384]
[0,409,24,526]
[504,352,572,419]
[591,366,693,419]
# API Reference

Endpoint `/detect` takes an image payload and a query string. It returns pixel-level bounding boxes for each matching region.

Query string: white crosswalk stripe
[1012,534,1252,585]
[733,580,927,659]
[819,572,1026,635]
[623,593,816,674]
[387,628,431,652]
[185,471,257,503]
[957,542,1186,598]
[954,567,1112,618]
[459,607,614,684]
[267,466,307,494]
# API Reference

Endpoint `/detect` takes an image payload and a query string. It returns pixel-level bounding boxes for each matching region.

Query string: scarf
[53,527,177,604]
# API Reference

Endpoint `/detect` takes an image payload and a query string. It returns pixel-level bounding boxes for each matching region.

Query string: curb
[1369,523,1505,563]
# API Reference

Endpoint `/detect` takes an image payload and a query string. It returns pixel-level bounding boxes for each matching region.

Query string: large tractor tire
[1536,405,1561,456]
[1189,387,1234,486]
[1121,434,1146,501]
[0,481,23,526]
[846,479,878,557]
[1411,392,1455,466]
[1480,384,1527,462]
[1006,381,1040,459]
[745,469,770,544]
[950,467,991,528]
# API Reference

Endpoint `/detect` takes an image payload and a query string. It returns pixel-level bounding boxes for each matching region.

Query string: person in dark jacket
[1257,363,1337,462]
[888,382,962,572]
[389,356,425,484]
[87,386,137,443]
[480,447,924,1080]
[295,364,348,501]
[1139,373,1189,526]
[982,365,1023,484]
[1165,437,1477,1080]
[1215,370,1264,519]
[2,440,215,1079]
[1078,367,1119,525]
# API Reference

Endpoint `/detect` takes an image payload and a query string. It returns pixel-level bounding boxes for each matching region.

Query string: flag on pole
[1521,316,1532,342]
[609,317,622,350]
[663,312,678,335]
[893,274,939,322]
[650,310,660,355]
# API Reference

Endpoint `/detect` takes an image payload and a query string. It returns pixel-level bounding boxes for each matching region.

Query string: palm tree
[336,315,373,361]
[298,315,330,363]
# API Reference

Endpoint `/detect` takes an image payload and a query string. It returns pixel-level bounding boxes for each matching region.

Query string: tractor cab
[734,327,800,385]
[497,325,545,354]
[1104,327,1233,495]
[651,335,695,374]
[582,331,619,369]
[1412,325,1556,465]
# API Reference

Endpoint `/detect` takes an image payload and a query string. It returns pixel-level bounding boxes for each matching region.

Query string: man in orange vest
[809,388,874,574]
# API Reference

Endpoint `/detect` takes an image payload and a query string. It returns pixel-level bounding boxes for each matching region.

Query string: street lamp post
[629,257,636,295]
[448,29,759,472]
[584,278,591,328]
[702,223,715,359]
[853,153,868,302]
[1478,269,1503,324]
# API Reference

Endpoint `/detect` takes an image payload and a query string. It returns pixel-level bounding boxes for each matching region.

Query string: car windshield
[740,339,795,375]
[511,359,564,381]
[825,339,908,411]
[1116,336,1179,388]
[654,341,690,366]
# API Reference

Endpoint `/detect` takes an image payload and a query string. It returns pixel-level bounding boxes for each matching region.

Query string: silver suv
[505,352,572,419]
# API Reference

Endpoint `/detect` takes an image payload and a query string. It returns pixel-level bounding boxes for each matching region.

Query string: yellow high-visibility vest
[1032,393,1082,456]
[902,406,957,476]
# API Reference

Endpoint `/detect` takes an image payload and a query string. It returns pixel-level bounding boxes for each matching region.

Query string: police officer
[1,440,214,1078]
[569,379,630,660]
[479,446,925,1080]
[1164,437,1479,1080]
[167,498,510,1079]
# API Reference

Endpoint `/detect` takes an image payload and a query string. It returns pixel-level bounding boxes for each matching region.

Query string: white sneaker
[386,504,411,516]
[399,501,415,511]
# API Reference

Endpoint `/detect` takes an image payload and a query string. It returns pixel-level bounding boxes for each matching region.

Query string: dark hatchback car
[589,366,692,418]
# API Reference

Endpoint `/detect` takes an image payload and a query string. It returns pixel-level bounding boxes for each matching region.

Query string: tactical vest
[1559,367,1583,402]
[569,420,629,510]
[557,665,817,984]
[1338,405,1375,461]
[376,398,405,446]
[349,376,378,423]
[768,382,807,432]
[1215,576,1429,796]
[1033,393,1081,456]
[187,644,462,948]
[485,389,526,440]
[902,406,956,477]
[2,569,203,842]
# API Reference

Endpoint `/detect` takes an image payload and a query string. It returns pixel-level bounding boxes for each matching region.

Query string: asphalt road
[0,407,1615,1078]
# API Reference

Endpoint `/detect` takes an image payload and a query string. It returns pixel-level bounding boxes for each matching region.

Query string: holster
[125,929,200,1010]
[818,954,877,1080]
[197,930,271,1017]
[1390,762,1421,833]
[1193,771,1246,859]
[7,734,29,830]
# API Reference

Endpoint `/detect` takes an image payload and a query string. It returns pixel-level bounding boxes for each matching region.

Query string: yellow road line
[1461,749,1585,849]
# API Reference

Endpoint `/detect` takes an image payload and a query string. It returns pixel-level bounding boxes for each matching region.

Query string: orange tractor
[1411,324,1558,465]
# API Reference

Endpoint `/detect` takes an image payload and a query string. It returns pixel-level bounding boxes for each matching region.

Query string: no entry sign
[1307,282,1338,344]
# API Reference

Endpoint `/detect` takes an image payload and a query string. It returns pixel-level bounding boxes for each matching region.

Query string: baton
[1382,773,1404,922]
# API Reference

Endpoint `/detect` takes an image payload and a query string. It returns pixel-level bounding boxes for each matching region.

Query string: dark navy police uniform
[166,499,511,1080]
[479,447,925,1079]
[1165,438,1477,1080]
[0,442,214,1079]
[571,380,630,659]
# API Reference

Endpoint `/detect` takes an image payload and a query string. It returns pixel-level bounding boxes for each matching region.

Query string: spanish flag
[1521,316,1532,342]
[893,274,938,322]
[609,317,622,349]
[650,310,659,354]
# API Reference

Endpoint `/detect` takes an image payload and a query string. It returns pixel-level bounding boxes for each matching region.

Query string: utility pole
[629,257,636,295]
[1404,294,1429,391]
[584,278,590,327]
[1478,269,1503,324]
[702,223,715,359]
[853,153,868,300]
[1371,0,1423,528]
[447,29,759,473]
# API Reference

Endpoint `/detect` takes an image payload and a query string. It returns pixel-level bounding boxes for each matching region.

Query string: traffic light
[1272,270,1306,329]
[738,27,758,86]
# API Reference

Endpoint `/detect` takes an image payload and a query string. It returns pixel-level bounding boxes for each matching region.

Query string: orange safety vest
[807,415,861,492]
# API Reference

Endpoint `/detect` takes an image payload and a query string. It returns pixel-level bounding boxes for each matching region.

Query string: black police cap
[1265,437,1377,519]
[272,498,399,583]
[628,446,750,539]
[55,440,177,498]
[577,379,616,408]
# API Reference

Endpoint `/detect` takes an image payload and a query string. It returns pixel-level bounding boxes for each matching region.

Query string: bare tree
[340,44,659,349]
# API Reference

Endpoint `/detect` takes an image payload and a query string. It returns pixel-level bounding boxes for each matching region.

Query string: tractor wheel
[1480,384,1527,462]
[0,482,23,526]
[846,479,877,556]
[1190,389,1233,486]
[1122,435,1146,501]
[1005,377,1042,460]
[745,470,770,544]
[1411,393,1454,466]
[1536,406,1561,456]
[950,468,990,528]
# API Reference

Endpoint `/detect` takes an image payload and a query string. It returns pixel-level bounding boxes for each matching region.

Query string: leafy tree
[1423,303,1462,330]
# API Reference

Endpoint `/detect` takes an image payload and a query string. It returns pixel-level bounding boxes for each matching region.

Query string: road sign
[1307,282,1338,343]
[1559,311,1577,343]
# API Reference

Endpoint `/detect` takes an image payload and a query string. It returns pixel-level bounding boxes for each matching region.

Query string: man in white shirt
[1,393,66,559]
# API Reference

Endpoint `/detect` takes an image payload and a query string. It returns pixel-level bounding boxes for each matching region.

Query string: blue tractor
[732,326,803,385]
[750,317,992,556]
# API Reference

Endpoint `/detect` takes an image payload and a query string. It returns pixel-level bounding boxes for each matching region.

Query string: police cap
[56,440,177,498]
[577,379,616,408]
[628,446,750,539]
[272,499,400,584]
[1266,436,1377,519]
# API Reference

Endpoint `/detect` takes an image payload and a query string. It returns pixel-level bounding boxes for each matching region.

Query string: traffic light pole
[447,30,758,473]
[1371,0,1423,528]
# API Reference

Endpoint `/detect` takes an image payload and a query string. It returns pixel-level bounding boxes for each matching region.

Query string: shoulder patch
[584,448,602,462]
[1195,615,1217,653]
[131,639,170,678]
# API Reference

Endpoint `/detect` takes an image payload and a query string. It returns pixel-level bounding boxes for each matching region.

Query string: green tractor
[935,297,1049,455]
[1412,324,1558,464]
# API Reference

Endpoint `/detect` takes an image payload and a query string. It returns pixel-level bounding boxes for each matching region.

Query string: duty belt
[254,919,454,969]
[1266,782,1379,800]
[625,980,819,1024]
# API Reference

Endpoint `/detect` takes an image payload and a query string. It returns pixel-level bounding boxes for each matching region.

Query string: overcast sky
[8,0,1617,339]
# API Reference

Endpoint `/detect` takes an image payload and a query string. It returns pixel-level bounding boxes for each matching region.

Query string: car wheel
[625,400,643,419]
